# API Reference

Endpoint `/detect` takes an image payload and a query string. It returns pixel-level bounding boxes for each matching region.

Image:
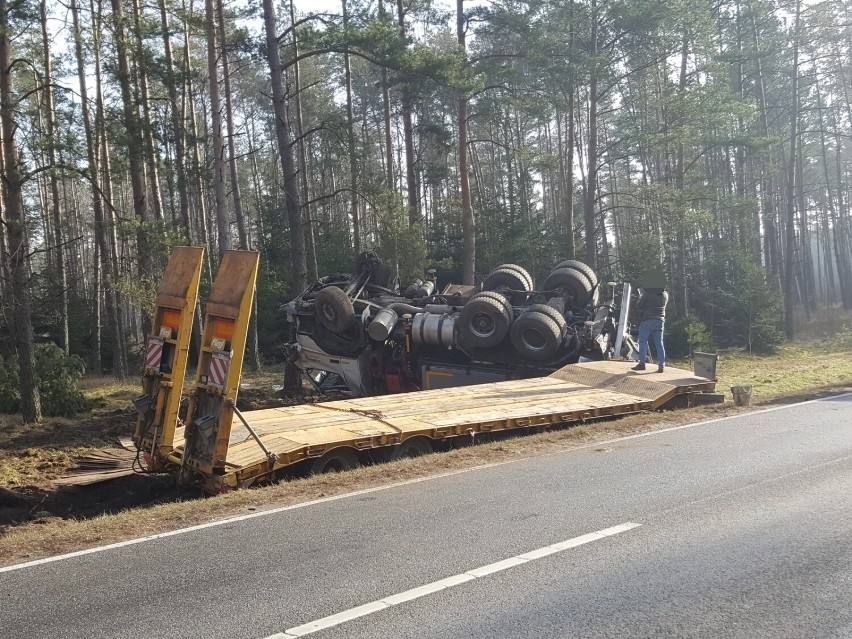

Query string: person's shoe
[631,363,646,371]
[656,365,665,373]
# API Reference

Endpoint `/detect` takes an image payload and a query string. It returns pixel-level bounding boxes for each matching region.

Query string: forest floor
[1,313,851,566]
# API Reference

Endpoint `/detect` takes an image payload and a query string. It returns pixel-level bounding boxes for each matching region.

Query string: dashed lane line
[263,522,642,638]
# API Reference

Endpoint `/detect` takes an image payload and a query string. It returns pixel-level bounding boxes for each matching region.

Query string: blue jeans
[638,319,665,367]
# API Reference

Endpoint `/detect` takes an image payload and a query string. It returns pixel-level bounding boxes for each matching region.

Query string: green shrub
[0,358,21,413]
[666,316,712,359]
[697,245,784,354]
[35,343,91,416]
[0,343,91,417]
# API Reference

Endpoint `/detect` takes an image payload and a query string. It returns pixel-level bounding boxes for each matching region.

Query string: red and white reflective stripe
[145,337,164,370]
[208,352,231,387]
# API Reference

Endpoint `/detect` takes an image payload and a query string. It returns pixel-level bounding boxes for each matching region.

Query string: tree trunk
[342,0,360,252]
[183,19,214,283]
[111,0,153,337]
[379,1,394,191]
[0,144,9,311]
[39,0,69,354]
[832,128,852,310]
[216,0,247,251]
[159,0,192,244]
[206,0,229,257]
[72,0,113,375]
[132,0,164,224]
[397,0,419,227]
[289,0,318,280]
[262,0,307,293]
[750,11,781,289]
[457,0,475,284]
[675,31,689,317]
[783,0,801,340]
[1,0,43,422]
[583,0,598,268]
[93,0,128,377]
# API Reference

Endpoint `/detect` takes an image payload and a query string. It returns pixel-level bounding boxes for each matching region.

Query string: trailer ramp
[134,246,205,468]
[549,360,717,409]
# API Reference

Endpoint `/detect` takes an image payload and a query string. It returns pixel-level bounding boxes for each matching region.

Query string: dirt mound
[0,474,201,534]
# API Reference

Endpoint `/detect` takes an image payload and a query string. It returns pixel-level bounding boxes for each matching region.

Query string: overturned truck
[282,254,640,397]
[98,247,716,494]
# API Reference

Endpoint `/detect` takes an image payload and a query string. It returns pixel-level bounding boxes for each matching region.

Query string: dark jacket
[636,289,668,322]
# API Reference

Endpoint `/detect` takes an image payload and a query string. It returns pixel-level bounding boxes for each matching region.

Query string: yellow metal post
[134,246,205,469]
[183,250,259,476]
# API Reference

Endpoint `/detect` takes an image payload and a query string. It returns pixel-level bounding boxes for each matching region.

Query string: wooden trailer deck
[190,361,716,492]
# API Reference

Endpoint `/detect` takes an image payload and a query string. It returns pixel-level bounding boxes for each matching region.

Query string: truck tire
[525,303,567,336]
[554,259,598,289]
[457,292,512,348]
[314,286,355,333]
[510,310,563,361]
[309,447,360,474]
[543,266,596,308]
[389,436,433,461]
[483,264,533,293]
[497,263,534,289]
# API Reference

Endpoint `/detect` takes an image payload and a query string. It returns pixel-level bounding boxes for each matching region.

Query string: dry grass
[0,376,139,489]
[716,327,852,401]
[1,334,851,567]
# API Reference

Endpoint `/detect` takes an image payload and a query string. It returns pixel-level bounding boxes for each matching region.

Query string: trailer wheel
[389,436,434,461]
[525,303,567,336]
[309,447,360,474]
[483,264,533,293]
[510,310,563,361]
[458,292,512,348]
[553,259,598,289]
[314,286,355,333]
[543,266,596,307]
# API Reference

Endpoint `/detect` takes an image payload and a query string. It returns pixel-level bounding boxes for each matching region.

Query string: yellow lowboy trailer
[135,247,717,494]
[180,362,715,493]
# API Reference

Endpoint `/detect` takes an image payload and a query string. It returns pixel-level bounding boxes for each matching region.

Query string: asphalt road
[2,394,850,639]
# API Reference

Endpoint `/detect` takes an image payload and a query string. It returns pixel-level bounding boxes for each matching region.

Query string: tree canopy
[1,0,850,420]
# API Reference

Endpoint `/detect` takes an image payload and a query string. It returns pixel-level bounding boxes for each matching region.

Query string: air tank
[411,312,456,347]
[367,308,399,341]
[404,280,423,298]
[416,280,435,297]
[404,279,436,298]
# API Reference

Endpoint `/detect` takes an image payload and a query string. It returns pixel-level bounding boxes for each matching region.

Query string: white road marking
[2,391,847,574]
[264,522,641,638]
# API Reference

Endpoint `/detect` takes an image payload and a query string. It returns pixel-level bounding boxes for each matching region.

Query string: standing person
[632,282,669,373]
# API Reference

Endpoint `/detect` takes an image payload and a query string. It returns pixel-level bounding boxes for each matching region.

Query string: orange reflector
[162,309,181,328]
[214,319,235,339]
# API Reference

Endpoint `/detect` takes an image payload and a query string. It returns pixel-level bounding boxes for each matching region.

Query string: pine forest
[1,0,851,422]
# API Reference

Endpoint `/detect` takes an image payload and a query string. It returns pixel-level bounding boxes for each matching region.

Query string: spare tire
[554,259,598,290]
[543,267,595,308]
[525,303,567,336]
[510,310,563,361]
[314,286,355,333]
[458,292,512,348]
[483,263,534,292]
